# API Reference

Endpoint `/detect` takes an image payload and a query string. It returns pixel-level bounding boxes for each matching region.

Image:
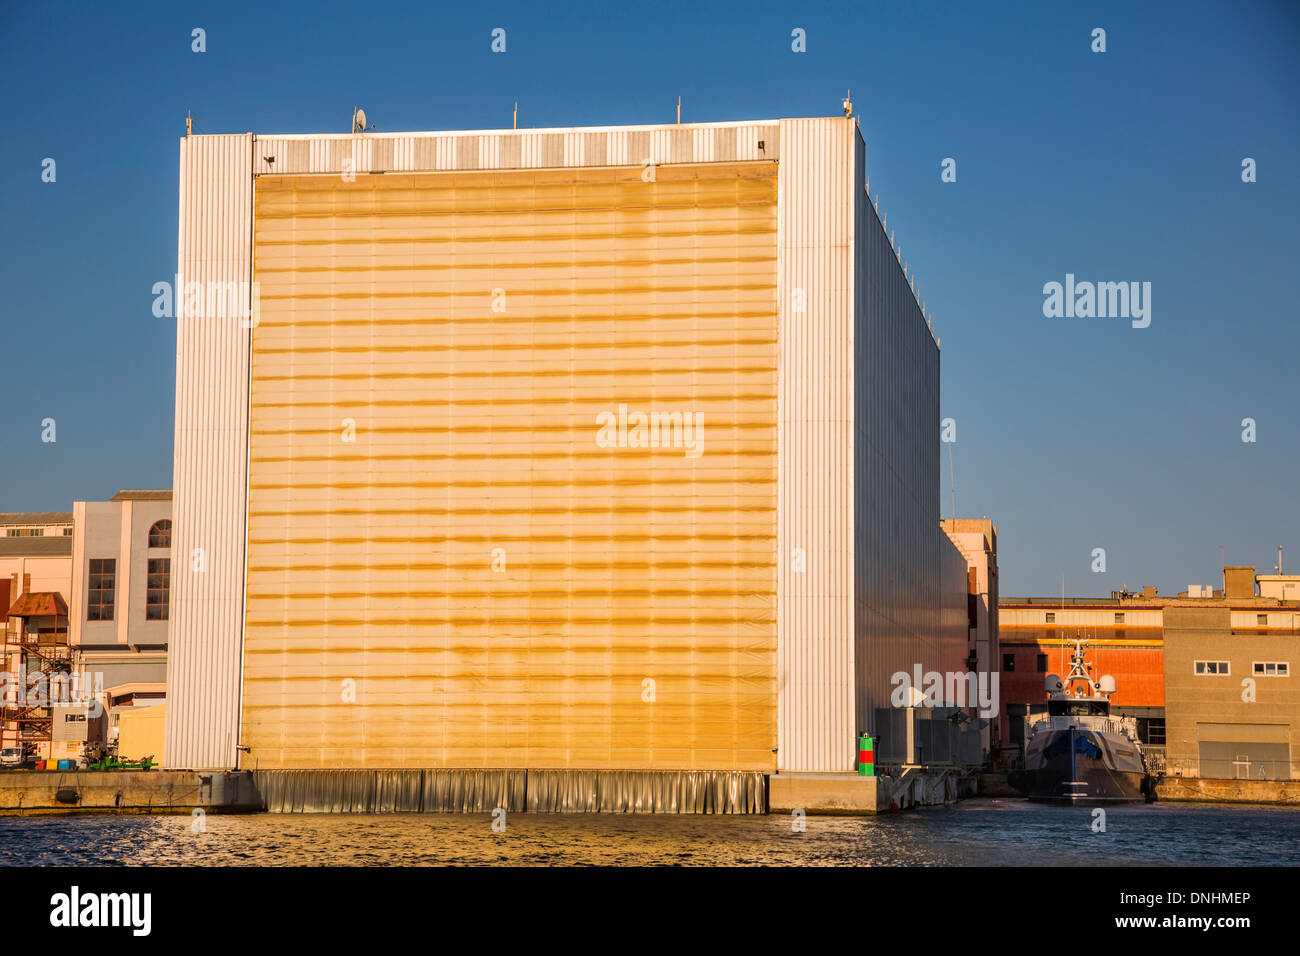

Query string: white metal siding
[851,125,960,740]
[245,122,779,176]
[776,118,858,772]
[163,133,254,770]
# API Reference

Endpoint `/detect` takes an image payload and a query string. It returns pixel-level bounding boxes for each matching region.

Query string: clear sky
[1,0,1296,597]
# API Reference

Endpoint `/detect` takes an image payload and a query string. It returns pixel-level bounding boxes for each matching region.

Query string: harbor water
[0,798,1296,866]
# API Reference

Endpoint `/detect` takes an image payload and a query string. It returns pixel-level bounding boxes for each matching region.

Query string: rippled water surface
[1,798,1296,866]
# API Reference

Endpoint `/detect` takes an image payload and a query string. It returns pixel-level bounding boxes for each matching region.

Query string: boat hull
[1010,727,1152,805]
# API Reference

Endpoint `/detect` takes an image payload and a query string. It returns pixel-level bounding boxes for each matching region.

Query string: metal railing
[1028,715,1135,738]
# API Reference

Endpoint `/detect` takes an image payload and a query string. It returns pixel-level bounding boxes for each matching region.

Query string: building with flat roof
[71,490,172,747]
[164,115,969,780]
[941,518,999,753]
[0,511,74,613]
[999,594,1166,761]
[1000,566,1299,778]
[0,513,73,760]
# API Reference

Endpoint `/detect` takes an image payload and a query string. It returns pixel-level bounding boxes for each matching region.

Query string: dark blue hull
[1010,727,1152,805]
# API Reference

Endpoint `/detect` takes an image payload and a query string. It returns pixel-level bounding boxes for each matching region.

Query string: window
[61,527,72,536]
[146,558,170,621]
[1194,660,1230,675]
[6,528,43,537]
[1049,700,1109,717]
[148,519,172,549]
[1114,612,1125,624]
[1003,653,1016,672]
[87,559,115,621]
[1257,614,1268,627]
[1036,653,1048,673]
[1253,662,1290,677]
[1045,613,1055,624]
[1137,717,1166,746]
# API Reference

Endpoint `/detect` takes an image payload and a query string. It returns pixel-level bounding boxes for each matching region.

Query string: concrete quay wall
[0,770,261,815]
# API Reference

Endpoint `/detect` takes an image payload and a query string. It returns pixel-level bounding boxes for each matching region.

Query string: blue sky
[1,0,1296,597]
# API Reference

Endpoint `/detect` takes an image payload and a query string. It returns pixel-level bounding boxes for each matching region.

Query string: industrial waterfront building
[0,494,172,763]
[1000,566,1300,779]
[163,114,972,788]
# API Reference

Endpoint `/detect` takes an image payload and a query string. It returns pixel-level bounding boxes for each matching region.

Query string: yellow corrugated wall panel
[245,163,778,770]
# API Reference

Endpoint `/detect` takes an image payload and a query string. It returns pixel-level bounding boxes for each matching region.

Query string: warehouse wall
[775,118,858,772]
[773,117,961,772]
[851,124,964,751]
[168,119,965,775]
[164,134,254,770]
[242,162,779,770]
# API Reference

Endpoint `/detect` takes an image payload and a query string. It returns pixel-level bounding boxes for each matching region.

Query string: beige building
[1162,568,1299,780]
[0,494,174,761]
[0,511,73,614]
[941,519,999,752]
[0,512,74,759]
[71,491,172,746]
[1257,574,1300,602]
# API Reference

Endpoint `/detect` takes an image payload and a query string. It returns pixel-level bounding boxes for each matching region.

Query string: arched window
[148,519,171,549]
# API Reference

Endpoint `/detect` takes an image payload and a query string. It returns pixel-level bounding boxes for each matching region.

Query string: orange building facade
[998,599,1166,757]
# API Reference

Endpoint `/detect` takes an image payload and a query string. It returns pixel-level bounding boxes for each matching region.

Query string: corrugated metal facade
[250,122,779,177]
[773,118,965,772]
[775,118,858,772]
[243,163,779,770]
[852,125,968,746]
[164,134,255,769]
[166,117,961,775]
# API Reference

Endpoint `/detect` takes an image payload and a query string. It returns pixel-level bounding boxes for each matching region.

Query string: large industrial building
[163,115,969,786]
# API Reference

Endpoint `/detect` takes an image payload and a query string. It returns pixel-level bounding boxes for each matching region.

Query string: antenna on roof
[513,102,518,130]
[677,96,682,124]
[351,107,367,133]
[842,90,853,117]
[186,110,192,136]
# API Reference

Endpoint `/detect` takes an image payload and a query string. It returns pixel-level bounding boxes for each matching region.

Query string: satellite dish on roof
[352,108,367,133]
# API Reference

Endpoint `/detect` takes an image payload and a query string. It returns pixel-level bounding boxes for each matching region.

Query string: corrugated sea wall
[253,770,767,814]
